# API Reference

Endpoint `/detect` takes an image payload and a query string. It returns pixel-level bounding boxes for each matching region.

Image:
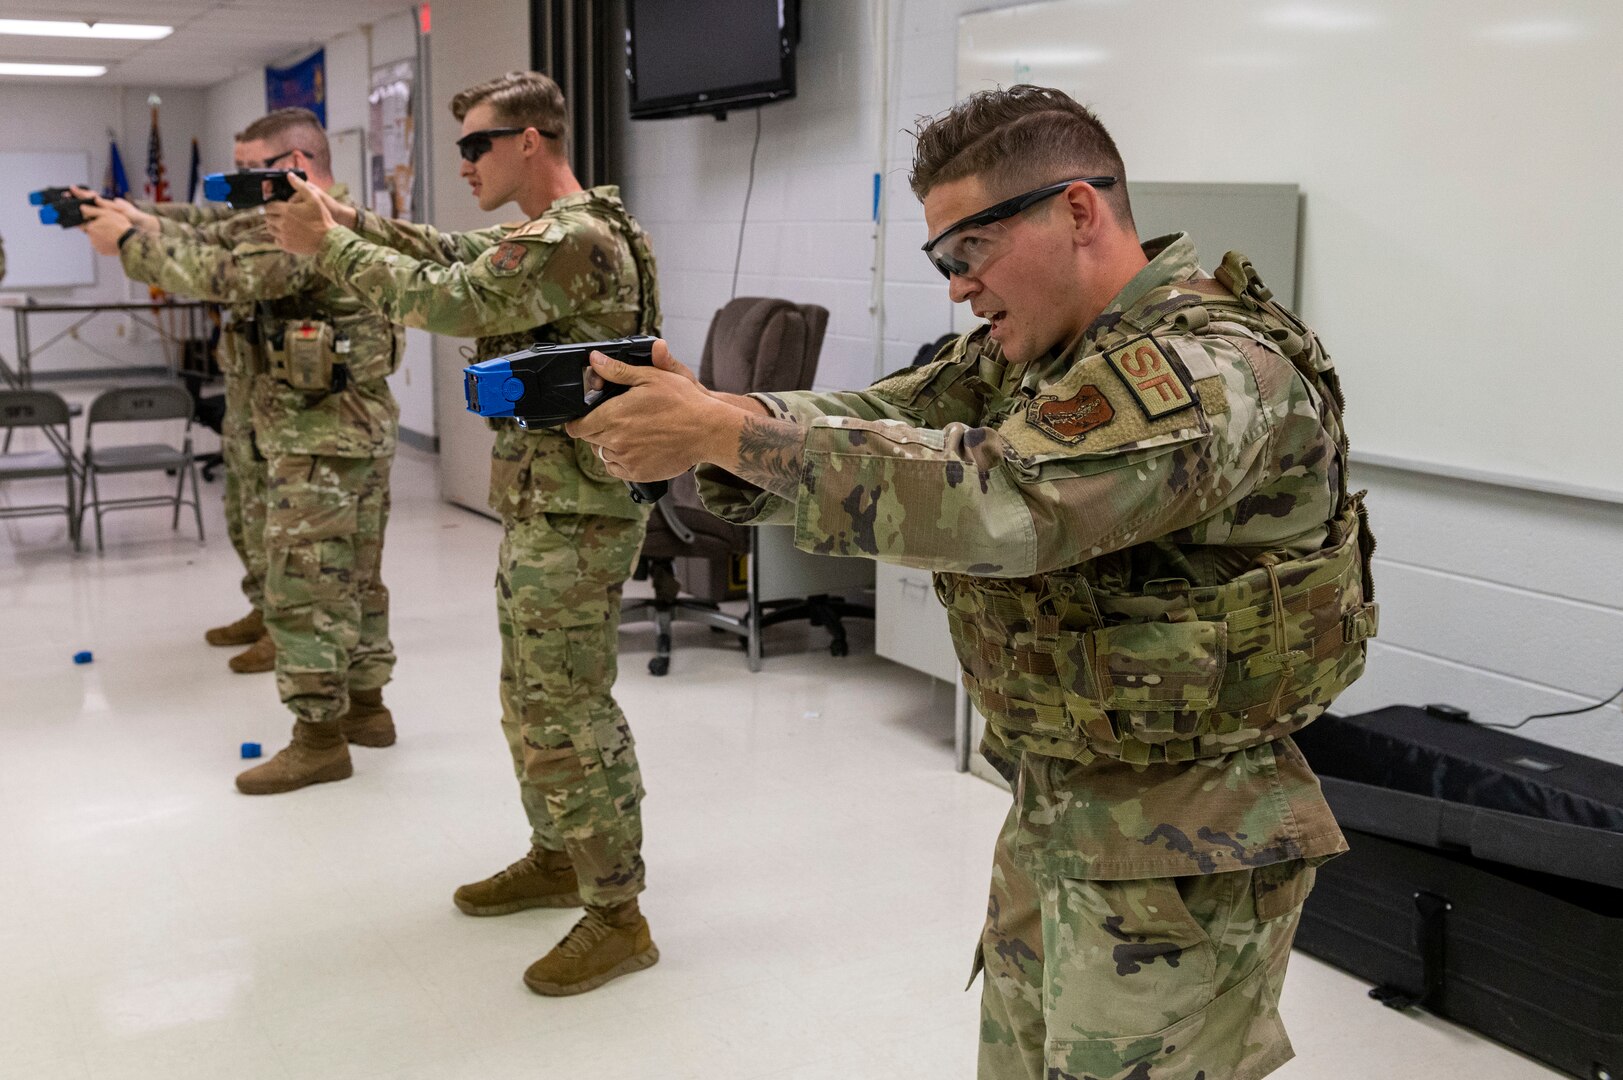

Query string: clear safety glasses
[921,176,1117,280]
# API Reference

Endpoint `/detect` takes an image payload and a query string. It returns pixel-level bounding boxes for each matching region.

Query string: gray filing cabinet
[874,565,958,684]
[875,565,1005,787]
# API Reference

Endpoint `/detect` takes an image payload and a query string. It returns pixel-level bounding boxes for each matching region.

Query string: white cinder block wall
[616,0,963,392]
[613,0,1623,767]
[1338,466,1623,765]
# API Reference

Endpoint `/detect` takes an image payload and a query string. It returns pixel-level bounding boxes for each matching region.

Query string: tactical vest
[229,296,401,393]
[939,253,1378,766]
[480,195,662,362]
[484,193,663,521]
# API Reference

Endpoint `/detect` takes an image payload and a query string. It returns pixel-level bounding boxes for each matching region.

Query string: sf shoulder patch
[1029,384,1115,444]
[1104,334,1194,419]
[488,241,529,274]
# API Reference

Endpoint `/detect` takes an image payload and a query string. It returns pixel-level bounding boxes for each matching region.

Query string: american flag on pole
[144,94,170,203]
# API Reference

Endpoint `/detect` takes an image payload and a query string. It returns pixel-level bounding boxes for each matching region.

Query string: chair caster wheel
[829,639,849,658]
[648,656,670,676]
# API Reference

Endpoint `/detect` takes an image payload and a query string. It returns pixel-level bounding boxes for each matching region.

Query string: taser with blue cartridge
[464,334,666,503]
[203,168,306,209]
[31,187,95,228]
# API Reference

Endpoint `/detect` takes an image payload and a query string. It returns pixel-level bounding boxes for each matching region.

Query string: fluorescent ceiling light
[1479,19,1585,44]
[0,19,172,41]
[0,62,108,77]
[964,47,1110,67]
[1261,5,1384,32]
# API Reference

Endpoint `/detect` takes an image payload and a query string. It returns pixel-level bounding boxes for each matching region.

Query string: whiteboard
[0,151,97,289]
[959,2,1623,499]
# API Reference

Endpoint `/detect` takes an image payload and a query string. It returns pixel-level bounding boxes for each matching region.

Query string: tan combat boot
[235,721,352,795]
[228,635,276,674]
[454,846,581,915]
[205,609,263,647]
[342,688,396,747]
[523,899,659,996]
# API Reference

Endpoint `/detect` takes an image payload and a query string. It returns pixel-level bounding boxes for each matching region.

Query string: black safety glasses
[921,176,1118,280]
[258,148,314,169]
[456,127,559,163]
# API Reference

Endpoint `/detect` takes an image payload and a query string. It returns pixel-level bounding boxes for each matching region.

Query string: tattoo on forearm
[733,416,805,500]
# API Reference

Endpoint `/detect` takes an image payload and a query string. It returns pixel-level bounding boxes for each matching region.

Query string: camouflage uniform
[135,199,239,229]
[699,234,1376,1080]
[120,185,401,727]
[314,187,660,906]
[146,205,270,616]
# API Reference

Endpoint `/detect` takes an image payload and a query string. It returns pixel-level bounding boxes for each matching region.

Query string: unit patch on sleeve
[488,241,529,274]
[1104,334,1195,419]
[1029,385,1115,444]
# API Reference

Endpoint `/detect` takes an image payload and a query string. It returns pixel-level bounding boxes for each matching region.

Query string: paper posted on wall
[368,60,417,221]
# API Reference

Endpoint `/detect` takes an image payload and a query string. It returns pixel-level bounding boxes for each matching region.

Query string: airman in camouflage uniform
[137,192,276,670]
[568,86,1376,1079]
[93,148,276,668]
[266,71,660,996]
[86,109,402,795]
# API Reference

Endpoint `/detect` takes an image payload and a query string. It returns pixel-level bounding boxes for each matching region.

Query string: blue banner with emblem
[265,49,327,126]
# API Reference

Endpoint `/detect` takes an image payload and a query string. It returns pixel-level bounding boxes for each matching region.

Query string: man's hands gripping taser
[561,341,806,503]
[464,335,678,504]
[264,173,355,256]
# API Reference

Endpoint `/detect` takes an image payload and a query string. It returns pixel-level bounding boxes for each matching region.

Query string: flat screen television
[626,0,799,120]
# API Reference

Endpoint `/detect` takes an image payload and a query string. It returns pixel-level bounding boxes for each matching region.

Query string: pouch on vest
[1095,620,1228,752]
[279,320,338,392]
[1096,620,1228,711]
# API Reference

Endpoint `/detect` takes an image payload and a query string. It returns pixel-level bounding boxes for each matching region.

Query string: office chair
[622,296,842,676]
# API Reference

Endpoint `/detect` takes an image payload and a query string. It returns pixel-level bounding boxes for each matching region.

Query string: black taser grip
[466,335,667,503]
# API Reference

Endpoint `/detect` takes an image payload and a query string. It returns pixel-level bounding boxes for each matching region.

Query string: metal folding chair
[79,384,205,553]
[0,389,80,550]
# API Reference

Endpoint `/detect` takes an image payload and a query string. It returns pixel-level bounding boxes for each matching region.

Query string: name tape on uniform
[1104,334,1194,419]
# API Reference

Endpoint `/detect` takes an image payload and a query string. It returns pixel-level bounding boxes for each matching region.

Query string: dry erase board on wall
[959,2,1623,501]
[0,151,97,290]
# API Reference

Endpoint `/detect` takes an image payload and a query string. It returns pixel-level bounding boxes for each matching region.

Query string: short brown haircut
[240,107,330,173]
[451,71,568,150]
[909,85,1133,228]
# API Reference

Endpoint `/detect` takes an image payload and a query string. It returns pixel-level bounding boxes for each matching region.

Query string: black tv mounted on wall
[626,0,800,120]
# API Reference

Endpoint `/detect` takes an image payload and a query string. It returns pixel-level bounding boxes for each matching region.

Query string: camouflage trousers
[221,423,268,612]
[977,804,1314,1080]
[263,452,395,725]
[496,510,649,908]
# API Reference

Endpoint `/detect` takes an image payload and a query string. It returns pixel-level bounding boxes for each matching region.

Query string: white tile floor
[0,402,1561,1080]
